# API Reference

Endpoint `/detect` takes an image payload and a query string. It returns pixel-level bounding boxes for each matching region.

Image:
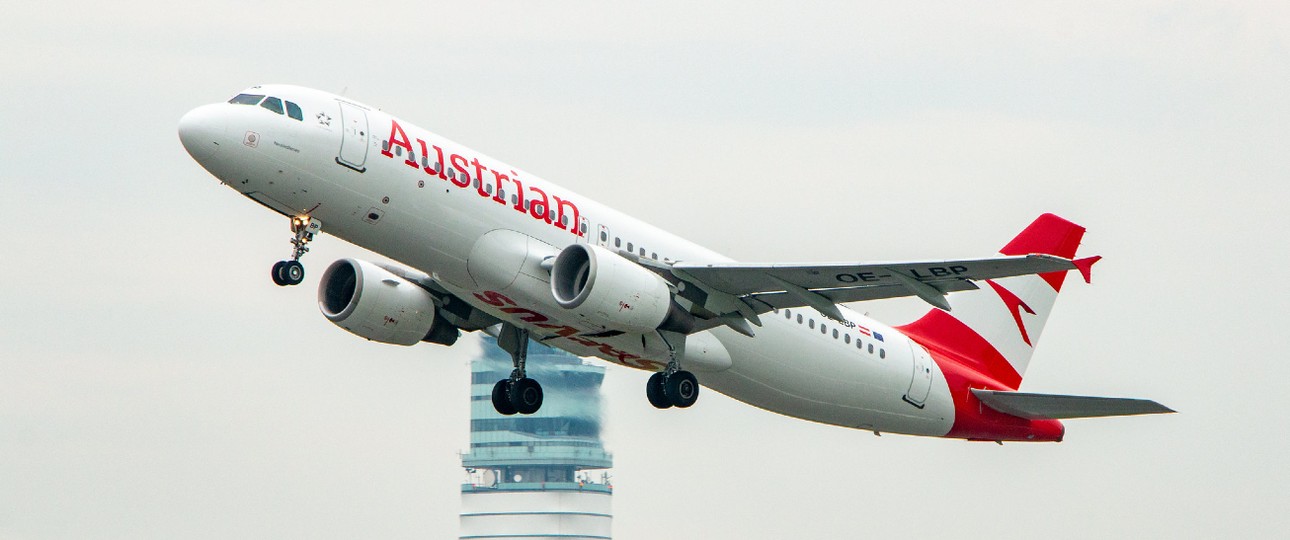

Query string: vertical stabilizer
[898,214,1092,389]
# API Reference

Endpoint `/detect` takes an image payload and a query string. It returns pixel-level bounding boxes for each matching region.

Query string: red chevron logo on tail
[986,279,1036,346]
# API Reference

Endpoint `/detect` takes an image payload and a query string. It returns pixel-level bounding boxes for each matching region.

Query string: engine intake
[318,258,458,346]
[550,244,678,334]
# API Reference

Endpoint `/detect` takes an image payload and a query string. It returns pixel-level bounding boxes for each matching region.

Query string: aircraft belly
[703,319,954,437]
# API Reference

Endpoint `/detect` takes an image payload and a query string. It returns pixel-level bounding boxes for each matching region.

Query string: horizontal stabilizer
[971,389,1175,420]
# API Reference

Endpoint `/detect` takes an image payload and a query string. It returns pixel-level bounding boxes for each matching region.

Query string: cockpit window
[260,96,285,115]
[285,101,303,121]
[229,93,264,105]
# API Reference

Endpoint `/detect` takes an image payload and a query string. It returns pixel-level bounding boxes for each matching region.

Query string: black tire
[646,372,672,409]
[282,260,305,285]
[509,377,544,415]
[271,261,288,286]
[664,370,699,408]
[491,379,517,416]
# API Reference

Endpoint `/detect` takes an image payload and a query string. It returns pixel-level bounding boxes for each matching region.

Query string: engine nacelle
[550,244,674,334]
[318,258,457,346]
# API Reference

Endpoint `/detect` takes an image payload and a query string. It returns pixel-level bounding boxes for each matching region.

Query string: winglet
[1074,256,1101,284]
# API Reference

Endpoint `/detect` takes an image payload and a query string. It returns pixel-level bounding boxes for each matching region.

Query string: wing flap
[971,389,1175,420]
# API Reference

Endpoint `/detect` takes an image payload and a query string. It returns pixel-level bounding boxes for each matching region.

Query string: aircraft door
[336,101,369,172]
[904,341,933,408]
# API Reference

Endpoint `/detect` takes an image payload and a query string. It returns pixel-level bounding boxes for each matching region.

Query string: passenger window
[260,96,285,115]
[580,222,589,234]
[832,329,839,339]
[639,248,646,257]
[651,252,658,260]
[784,309,792,318]
[614,238,621,248]
[600,231,608,242]
[821,325,827,334]
[285,101,303,121]
[229,93,265,105]
[844,334,851,344]
[880,349,886,359]
[868,344,874,354]
[808,320,815,329]
[627,242,634,252]
[796,314,803,324]
[856,340,863,349]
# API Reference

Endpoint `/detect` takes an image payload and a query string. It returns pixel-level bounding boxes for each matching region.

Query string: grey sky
[2,1,1287,538]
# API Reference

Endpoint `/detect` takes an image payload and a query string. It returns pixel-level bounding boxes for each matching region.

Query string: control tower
[460,337,613,540]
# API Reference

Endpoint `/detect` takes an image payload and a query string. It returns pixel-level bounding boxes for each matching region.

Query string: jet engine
[318,258,459,346]
[550,244,689,334]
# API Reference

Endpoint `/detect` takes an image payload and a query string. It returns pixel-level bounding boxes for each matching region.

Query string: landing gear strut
[272,216,319,286]
[491,324,544,415]
[646,334,699,409]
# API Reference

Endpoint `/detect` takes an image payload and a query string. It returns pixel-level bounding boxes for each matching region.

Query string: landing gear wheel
[271,261,288,286]
[646,372,672,409]
[281,260,304,285]
[270,216,318,287]
[509,377,544,415]
[664,370,699,408]
[491,379,517,416]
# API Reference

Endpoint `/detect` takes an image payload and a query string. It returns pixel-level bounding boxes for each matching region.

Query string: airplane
[178,84,1172,443]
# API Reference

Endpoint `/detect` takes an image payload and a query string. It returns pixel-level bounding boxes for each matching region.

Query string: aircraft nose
[178,104,226,162]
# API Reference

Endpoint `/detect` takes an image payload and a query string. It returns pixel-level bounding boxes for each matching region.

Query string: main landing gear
[271,216,319,286]
[491,324,544,416]
[646,339,699,409]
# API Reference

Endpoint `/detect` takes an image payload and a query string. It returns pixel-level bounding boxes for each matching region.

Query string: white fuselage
[181,85,955,437]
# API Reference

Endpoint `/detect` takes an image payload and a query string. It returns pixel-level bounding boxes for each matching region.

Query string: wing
[656,255,1076,336]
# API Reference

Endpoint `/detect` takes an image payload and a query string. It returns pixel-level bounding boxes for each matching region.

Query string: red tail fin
[898,214,1089,389]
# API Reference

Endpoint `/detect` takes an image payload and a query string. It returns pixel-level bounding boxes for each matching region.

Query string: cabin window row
[610,235,667,263]
[776,308,885,359]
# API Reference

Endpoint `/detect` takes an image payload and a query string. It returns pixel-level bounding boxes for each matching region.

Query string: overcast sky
[3,2,1287,538]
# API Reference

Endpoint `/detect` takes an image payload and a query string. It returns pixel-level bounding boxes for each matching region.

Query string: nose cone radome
[178,104,226,162]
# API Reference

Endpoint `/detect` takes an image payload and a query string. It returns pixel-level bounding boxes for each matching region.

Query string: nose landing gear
[272,216,320,286]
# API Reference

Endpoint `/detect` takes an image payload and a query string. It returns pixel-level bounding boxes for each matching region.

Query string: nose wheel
[272,216,320,287]
[271,260,305,286]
